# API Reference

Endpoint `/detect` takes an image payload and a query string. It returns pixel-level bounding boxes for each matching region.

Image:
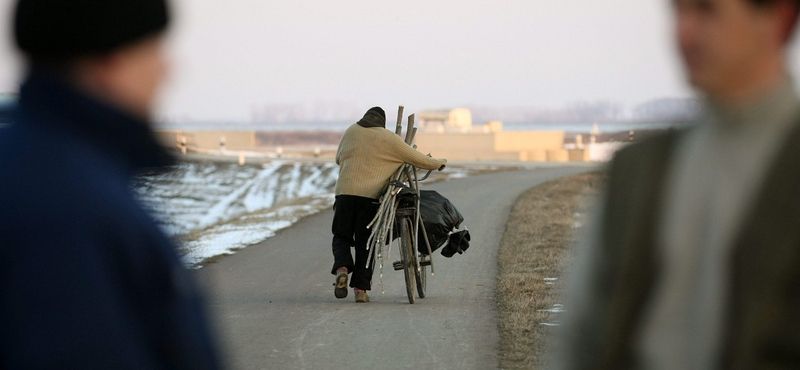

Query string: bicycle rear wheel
[399,217,416,304]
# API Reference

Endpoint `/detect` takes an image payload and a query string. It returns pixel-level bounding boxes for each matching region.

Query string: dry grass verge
[497,172,604,370]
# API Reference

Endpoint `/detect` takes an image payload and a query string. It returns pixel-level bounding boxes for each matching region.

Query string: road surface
[197,166,593,370]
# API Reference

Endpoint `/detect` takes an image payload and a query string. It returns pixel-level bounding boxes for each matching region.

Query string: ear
[776,0,799,44]
[76,53,116,88]
[69,52,116,92]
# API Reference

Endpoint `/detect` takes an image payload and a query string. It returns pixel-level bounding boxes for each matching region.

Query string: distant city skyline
[1,1,799,123]
[233,98,696,126]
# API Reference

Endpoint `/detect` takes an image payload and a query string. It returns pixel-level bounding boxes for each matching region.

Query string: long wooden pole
[395,106,404,136]
[404,114,415,143]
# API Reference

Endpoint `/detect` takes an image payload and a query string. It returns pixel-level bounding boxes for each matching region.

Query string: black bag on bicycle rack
[417,190,464,255]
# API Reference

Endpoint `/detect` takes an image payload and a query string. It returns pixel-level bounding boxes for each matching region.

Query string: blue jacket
[0,71,223,369]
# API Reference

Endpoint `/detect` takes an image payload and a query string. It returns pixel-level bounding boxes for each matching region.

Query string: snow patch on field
[134,161,338,267]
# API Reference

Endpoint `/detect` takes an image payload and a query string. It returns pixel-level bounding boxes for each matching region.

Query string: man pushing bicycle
[332,107,447,303]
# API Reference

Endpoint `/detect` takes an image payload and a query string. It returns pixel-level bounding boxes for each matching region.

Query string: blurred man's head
[674,0,800,104]
[13,0,171,118]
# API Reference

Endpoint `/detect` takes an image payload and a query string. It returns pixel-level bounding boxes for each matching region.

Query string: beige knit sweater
[334,124,447,199]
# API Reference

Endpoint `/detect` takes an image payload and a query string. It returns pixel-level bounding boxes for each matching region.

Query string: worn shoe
[334,270,348,299]
[354,289,370,303]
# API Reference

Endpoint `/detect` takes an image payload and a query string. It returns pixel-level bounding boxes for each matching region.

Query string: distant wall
[193,131,256,150]
[415,133,506,161]
[155,130,256,151]
[154,129,592,162]
[414,131,587,162]
[154,131,180,148]
[494,131,564,152]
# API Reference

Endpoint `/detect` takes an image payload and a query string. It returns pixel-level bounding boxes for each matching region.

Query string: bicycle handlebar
[418,169,434,181]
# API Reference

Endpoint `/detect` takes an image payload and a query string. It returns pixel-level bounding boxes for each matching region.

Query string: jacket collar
[16,69,174,176]
[704,77,800,130]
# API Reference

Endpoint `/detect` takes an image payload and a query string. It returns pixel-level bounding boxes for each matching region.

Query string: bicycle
[365,107,439,304]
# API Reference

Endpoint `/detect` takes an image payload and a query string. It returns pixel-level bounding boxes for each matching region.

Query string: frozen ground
[133,160,495,267]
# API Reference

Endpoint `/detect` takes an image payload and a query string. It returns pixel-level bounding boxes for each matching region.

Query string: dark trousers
[331,195,379,291]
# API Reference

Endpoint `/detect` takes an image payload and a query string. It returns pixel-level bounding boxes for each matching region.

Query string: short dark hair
[749,0,800,11]
[749,0,800,41]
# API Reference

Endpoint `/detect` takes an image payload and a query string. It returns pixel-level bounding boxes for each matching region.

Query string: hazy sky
[1,1,798,122]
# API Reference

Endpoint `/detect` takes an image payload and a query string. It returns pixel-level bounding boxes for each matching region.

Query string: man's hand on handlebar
[427,153,446,171]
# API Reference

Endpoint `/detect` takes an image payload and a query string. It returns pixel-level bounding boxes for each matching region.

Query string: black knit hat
[366,106,385,119]
[14,0,170,60]
[357,106,386,128]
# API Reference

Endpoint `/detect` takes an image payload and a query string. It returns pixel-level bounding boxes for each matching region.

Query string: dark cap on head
[357,106,386,128]
[14,0,170,60]
[366,107,385,119]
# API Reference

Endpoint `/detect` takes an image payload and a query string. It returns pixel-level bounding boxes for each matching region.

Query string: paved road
[197,166,593,370]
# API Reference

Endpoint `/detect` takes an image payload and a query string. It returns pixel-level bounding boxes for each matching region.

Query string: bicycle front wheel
[399,217,416,304]
[416,260,426,299]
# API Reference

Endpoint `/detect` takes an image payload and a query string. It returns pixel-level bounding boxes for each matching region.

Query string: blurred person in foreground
[558,0,800,369]
[0,0,222,368]
[331,107,447,303]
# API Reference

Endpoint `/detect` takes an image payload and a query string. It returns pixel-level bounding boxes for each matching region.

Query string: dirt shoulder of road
[496,172,605,370]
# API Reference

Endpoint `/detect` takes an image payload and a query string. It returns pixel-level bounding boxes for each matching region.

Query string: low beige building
[412,107,589,162]
[414,130,588,162]
[417,108,473,132]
